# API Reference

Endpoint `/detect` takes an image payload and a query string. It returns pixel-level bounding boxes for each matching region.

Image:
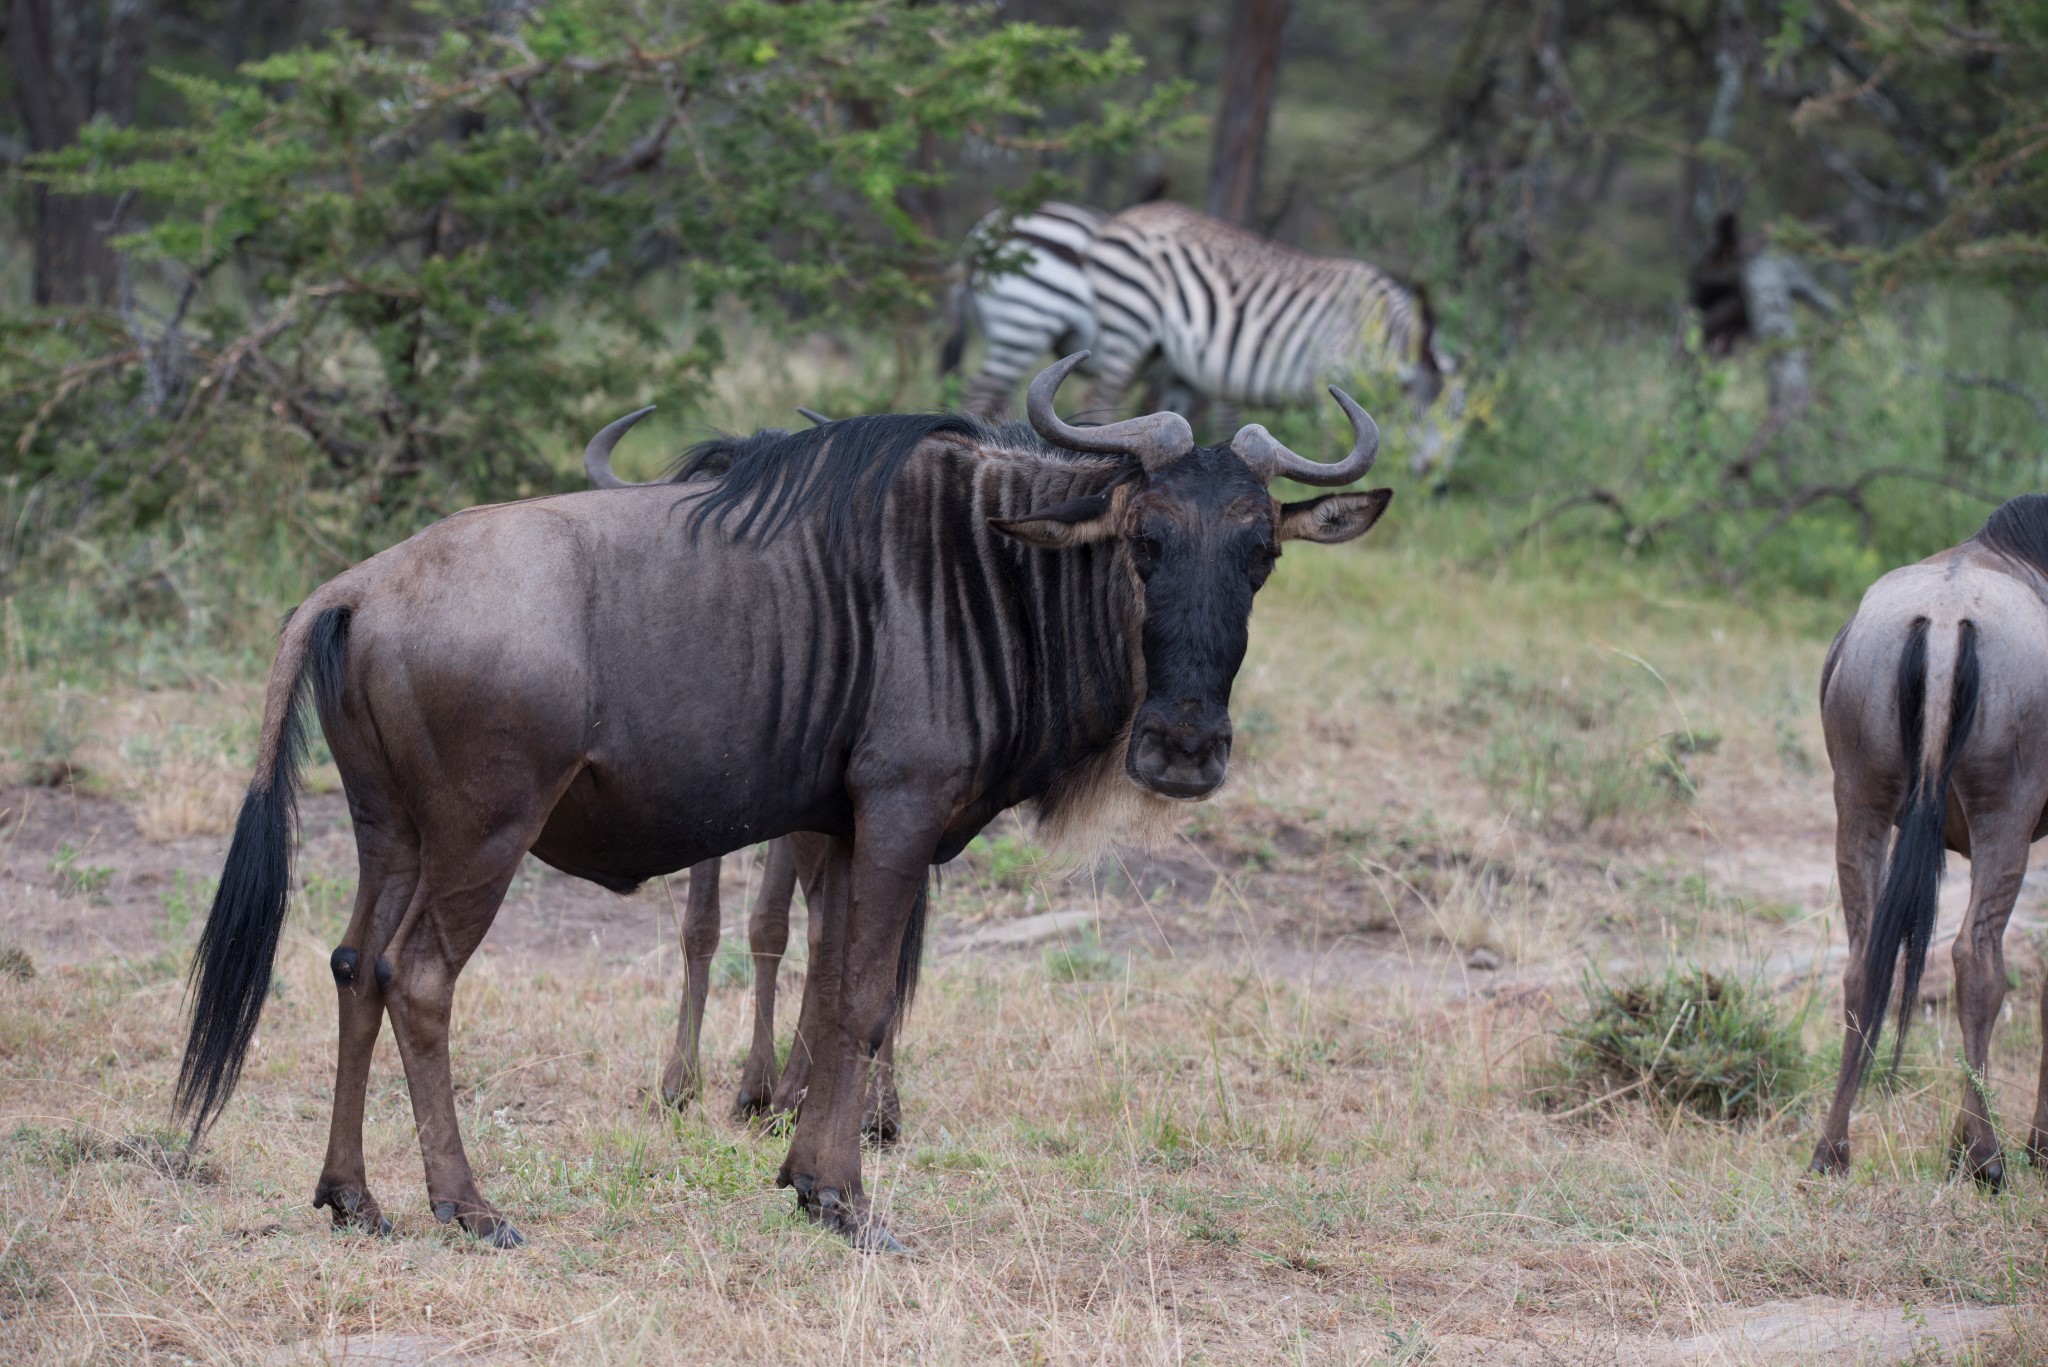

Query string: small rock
[1464,946,1503,972]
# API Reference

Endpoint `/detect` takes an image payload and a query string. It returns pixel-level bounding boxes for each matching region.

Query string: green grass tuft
[1535,966,1808,1122]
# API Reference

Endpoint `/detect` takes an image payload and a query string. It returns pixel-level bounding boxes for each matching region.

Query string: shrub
[1534,966,1807,1122]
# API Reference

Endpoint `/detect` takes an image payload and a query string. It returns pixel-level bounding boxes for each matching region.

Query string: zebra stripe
[952,203,1107,419]
[1078,202,1450,423]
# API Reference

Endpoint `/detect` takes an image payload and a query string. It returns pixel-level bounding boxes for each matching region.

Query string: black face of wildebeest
[174,352,1390,1255]
[990,352,1391,804]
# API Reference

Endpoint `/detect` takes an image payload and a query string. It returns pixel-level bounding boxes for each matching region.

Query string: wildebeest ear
[1277,488,1392,544]
[989,494,1119,549]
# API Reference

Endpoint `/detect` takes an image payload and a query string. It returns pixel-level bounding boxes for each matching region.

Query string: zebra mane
[1974,493,2048,578]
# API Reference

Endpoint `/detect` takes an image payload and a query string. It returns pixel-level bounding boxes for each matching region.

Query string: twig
[15,351,143,456]
[1904,364,2048,425]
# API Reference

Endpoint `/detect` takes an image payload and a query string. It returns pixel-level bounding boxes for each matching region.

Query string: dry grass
[3,910,2046,1363]
[4,447,2047,1362]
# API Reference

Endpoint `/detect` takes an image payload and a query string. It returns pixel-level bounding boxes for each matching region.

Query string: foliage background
[1,0,2045,664]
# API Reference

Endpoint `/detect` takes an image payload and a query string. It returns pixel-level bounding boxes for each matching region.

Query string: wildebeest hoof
[794,1181,905,1254]
[434,1198,526,1247]
[313,1181,392,1236]
[732,1082,775,1121]
[660,1057,702,1111]
[476,1218,527,1249]
[1951,1139,2005,1191]
[1805,1138,1850,1177]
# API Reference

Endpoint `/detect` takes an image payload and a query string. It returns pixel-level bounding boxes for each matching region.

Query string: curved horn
[583,406,658,488]
[1231,386,1379,487]
[1026,352,1194,471]
[795,406,834,427]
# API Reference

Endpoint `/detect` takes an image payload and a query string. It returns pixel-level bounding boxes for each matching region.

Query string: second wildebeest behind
[1811,495,2048,1186]
[175,354,1392,1249]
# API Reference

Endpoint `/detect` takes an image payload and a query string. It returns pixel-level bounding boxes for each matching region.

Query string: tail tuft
[1855,618,1980,1077]
[173,605,348,1138]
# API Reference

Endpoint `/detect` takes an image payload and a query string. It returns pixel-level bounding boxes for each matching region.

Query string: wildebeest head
[1000,353,1391,800]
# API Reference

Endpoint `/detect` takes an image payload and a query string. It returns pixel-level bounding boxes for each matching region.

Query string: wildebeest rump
[176,354,1392,1249]
[1811,495,2048,1186]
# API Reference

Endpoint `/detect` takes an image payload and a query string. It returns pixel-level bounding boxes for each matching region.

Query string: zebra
[941,201,1108,420]
[1082,201,1465,475]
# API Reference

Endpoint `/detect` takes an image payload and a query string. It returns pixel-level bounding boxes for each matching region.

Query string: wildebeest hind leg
[1949,805,2034,1188]
[735,839,798,1119]
[862,1032,902,1146]
[1811,796,1893,1175]
[382,850,529,1248]
[768,836,842,1118]
[313,834,419,1236]
[661,858,723,1108]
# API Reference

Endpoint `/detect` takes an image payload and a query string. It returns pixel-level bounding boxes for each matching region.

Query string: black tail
[174,606,351,1138]
[1855,617,1979,1077]
[893,878,931,1029]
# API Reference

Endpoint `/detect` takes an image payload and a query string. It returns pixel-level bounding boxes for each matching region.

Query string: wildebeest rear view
[1811,495,2048,1187]
[175,356,1391,1249]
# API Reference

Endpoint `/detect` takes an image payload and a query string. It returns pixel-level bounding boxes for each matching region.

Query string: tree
[4,0,150,305]
[1204,0,1290,225]
[3,0,1184,582]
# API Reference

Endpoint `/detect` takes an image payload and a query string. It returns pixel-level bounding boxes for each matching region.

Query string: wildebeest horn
[1230,387,1379,487]
[584,406,657,488]
[796,407,833,426]
[1026,352,1194,471]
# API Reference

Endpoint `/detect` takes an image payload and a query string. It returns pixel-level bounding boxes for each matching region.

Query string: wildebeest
[177,354,1391,1249]
[1811,495,2048,1186]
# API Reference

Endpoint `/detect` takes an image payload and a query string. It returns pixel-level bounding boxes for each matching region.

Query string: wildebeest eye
[1130,532,1162,576]
[1247,543,1279,588]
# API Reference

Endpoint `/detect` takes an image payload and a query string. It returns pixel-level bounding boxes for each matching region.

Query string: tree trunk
[6,0,150,306]
[1204,0,1290,227]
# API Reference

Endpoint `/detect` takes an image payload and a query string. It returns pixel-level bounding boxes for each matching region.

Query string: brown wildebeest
[585,420,901,1137]
[175,354,1391,1249]
[1811,495,2048,1187]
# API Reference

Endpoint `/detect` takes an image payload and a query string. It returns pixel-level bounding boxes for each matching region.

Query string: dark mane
[1973,494,2048,577]
[676,412,987,545]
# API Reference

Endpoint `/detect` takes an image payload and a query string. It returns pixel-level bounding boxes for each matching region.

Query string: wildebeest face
[992,446,1389,800]
[1003,351,1392,800]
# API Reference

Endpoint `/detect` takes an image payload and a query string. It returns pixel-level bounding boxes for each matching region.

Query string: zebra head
[999,353,1392,800]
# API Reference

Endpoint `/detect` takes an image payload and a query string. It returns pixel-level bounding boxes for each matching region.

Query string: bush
[1534,966,1807,1123]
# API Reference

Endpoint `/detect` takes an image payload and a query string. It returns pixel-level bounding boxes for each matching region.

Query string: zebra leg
[1208,400,1241,444]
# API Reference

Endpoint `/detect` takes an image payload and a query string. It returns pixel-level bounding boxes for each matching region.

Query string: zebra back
[1086,202,1439,410]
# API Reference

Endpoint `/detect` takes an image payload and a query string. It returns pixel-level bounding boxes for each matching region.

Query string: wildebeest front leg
[1811,794,1892,1175]
[777,817,930,1251]
[661,857,723,1108]
[313,833,418,1236]
[1948,806,2034,1188]
[765,837,905,1142]
[735,839,798,1119]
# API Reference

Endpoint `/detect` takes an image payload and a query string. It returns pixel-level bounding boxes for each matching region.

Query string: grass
[1534,966,1812,1122]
